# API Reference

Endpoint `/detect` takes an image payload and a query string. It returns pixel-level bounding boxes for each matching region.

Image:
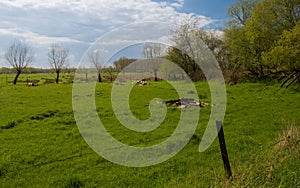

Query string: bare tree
[4,40,33,84]
[170,16,226,81]
[142,43,164,81]
[48,44,69,84]
[142,43,163,58]
[227,0,257,27]
[89,50,103,82]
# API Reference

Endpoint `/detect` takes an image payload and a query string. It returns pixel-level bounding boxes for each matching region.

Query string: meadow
[0,73,299,187]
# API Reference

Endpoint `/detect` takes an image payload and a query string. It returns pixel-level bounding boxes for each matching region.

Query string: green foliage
[113,57,137,72]
[165,47,195,78]
[225,0,300,79]
[263,23,300,71]
[224,27,250,68]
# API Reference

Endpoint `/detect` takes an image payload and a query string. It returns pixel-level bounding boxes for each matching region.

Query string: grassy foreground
[0,74,299,187]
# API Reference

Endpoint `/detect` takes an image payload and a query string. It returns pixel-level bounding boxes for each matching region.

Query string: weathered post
[216,121,232,179]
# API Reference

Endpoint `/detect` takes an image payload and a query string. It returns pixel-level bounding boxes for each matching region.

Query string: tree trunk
[56,71,60,84]
[98,72,102,82]
[13,71,21,85]
[154,69,158,81]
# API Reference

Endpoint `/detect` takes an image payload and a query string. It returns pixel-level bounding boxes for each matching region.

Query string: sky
[0,0,237,68]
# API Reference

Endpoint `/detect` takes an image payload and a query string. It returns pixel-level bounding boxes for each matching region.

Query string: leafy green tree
[225,0,300,79]
[225,0,264,77]
[113,57,137,72]
[103,66,115,83]
[166,47,192,76]
[263,23,300,86]
[246,0,299,75]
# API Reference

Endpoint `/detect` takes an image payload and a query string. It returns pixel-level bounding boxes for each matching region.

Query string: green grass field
[0,73,299,187]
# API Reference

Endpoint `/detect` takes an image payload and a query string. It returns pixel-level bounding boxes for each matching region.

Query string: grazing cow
[26,82,38,86]
[136,80,147,86]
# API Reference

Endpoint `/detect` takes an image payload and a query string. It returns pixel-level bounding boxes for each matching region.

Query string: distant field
[0,74,299,187]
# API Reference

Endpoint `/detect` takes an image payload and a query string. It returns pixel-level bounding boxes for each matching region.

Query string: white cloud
[170,0,184,8]
[0,0,210,27]
[0,0,216,67]
[0,28,81,45]
[93,48,109,54]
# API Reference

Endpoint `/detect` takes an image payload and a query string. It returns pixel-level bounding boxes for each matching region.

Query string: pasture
[0,73,299,187]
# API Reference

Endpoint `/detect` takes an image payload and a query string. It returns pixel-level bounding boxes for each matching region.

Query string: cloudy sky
[0,0,237,68]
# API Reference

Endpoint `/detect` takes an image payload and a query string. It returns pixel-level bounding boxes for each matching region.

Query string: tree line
[2,0,299,86]
[167,0,299,86]
[225,0,300,86]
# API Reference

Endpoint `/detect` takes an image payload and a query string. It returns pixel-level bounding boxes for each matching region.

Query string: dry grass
[210,120,300,187]
[275,120,300,150]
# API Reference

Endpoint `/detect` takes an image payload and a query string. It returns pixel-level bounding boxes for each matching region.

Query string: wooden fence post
[216,121,232,179]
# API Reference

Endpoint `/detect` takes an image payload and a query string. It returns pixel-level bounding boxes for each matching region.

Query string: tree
[90,50,103,82]
[168,16,226,81]
[113,57,137,72]
[103,66,115,83]
[251,0,299,74]
[263,23,300,87]
[227,0,258,27]
[263,25,300,72]
[224,0,261,77]
[165,47,194,77]
[48,44,69,84]
[194,30,229,71]
[142,43,164,81]
[224,0,300,79]
[171,21,199,79]
[4,40,33,84]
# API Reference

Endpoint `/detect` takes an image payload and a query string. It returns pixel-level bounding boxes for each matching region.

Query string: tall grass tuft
[63,176,83,188]
[275,120,299,150]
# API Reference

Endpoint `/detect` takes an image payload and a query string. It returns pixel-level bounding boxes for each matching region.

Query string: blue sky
[0,0,237,68]
[182,0,236,19]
